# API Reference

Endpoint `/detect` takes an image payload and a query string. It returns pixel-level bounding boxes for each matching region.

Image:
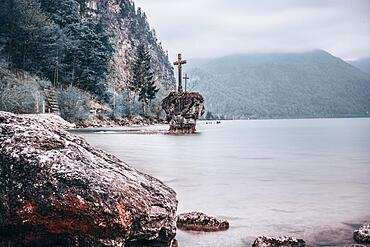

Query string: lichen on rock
[162,92,205,134]
[0,111,177,247]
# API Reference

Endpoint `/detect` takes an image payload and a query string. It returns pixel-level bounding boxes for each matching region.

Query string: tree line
[0,0,162,121]
[0,0,113,99]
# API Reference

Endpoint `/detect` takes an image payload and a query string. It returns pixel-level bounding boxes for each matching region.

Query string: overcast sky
[134,0,370,61]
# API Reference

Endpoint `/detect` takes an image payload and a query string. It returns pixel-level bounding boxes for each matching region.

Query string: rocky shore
[0,112,177,246]
[0,112,368,247]
[76,115,168,129]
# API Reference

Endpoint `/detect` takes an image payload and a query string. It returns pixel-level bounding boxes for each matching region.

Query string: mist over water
[77,118,370,247]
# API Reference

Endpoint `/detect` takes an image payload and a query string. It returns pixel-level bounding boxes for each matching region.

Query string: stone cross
[174,53,187,92]
[183,73,190,92]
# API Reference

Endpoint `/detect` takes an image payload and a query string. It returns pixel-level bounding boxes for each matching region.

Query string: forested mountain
[348,57,370,75]
[0,0,175,121]
[188,50,370,119]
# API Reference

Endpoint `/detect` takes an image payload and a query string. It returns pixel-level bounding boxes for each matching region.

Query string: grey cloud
[134,0,370,60]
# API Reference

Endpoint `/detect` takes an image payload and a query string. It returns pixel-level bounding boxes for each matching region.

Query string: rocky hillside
[188,50,370,119]
[98,0,175,90]
[0,0,175,121]
[0,0,175,101]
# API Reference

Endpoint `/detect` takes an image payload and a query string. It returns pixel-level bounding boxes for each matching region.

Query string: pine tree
[40,0,80,28]
[130,44,159,116]
[39,0,113,101]
[77,19,113,101]
[1,0,52,71]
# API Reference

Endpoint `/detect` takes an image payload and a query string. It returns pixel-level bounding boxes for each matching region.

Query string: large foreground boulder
[176,212,229,232]
[0,112,177,247]
[162,92,205,134]
[354,224,370,244]
[252,236,306,247]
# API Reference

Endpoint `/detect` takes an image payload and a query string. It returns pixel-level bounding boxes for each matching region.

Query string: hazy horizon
[186,49,348,61]
[134,0,370,61]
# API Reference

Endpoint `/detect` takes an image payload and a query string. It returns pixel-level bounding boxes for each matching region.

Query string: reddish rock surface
[252,236,306,247]
[162,92,205,134]
[0,112,177,247]
[354,224,370,244]
[176,212,229,232]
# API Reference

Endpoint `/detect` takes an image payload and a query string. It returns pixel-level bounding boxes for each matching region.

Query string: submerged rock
[162,92,205,134]
[176,212,229,232]
[252,236,306,247]
[354,224,370,244]
[0,111,177,247]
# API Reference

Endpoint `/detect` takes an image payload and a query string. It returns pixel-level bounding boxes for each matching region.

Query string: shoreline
[25,113,370,130]
[74,115,169,129]
[1,112,369,246]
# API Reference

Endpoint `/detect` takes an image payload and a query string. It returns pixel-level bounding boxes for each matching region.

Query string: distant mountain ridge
[348,57,370,75]
[187,50,370,119]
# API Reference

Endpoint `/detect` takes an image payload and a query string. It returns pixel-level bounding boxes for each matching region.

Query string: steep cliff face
[96,0,176,91]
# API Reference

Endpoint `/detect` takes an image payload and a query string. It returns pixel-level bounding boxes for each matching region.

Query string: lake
[75,118,370,247]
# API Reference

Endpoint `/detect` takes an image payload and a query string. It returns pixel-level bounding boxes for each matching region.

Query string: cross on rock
[183,73,190,92]
[174,53,187,92]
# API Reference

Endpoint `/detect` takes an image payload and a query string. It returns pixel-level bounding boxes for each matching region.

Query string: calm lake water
[76,118,370,247]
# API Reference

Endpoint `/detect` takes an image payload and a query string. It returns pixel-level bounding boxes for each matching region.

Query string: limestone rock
[176,212,229,232]
[252,236,306,247]
[0,111,177,247]
[354,224,370,244]
[162,92,205,134]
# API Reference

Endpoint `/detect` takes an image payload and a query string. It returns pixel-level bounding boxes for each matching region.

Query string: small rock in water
[354,224,370,244]
[176,212,229,232]
[252,236,306,247]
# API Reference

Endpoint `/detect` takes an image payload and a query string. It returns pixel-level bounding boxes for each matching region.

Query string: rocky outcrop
[252,236,306,247]
[176,212,229,232]
[162,92,205,134]
[0,111,177,247]
[354,224,370,244]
